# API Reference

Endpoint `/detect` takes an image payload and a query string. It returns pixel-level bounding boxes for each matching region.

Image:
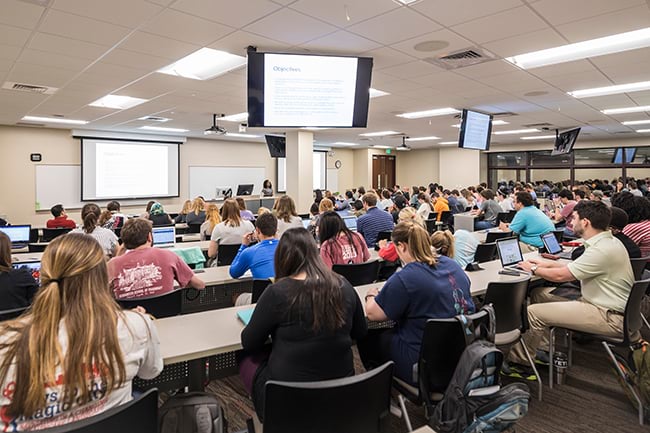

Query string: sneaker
[501,361,537,381]
[535,350,550,366]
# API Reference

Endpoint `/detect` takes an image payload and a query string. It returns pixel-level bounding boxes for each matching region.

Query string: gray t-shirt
[480,199,503,224]
[210,220,255,244]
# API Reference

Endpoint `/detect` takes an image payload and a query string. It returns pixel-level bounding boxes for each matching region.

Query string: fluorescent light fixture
[221,112,249,122]
[439,141,458,145]
[637,129,650,133]
[359,130,400,137]
[505,27,650,69]
[225,132,261,138]
[452,120,509,128]
[393,0,422,5]
[406,136,440,142]
[369,88,390,98]
[89,95,148,110]
[602,105,650,115]
[21,115,88,125]
[372,145,392,149]
[395,146,411,151]
[158,47,247,80]
[568,80,650,98]
[397,107,460,119]
[139,126,188,133]
[301,127,330,131]
[493,128,539,135]
[521,135,556,140]
[333,142,359,146]
[622,119,650,125]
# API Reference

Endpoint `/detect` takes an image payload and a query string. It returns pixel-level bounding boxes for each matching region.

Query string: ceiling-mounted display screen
[247,52,373,128]
[552,127,581,155]
[458,109,493,151]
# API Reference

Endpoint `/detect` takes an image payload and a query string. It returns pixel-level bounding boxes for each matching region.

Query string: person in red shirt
[318,211,369,267]
[46,204,76,229]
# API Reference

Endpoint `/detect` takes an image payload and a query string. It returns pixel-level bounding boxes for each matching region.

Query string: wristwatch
[530,265,538,275]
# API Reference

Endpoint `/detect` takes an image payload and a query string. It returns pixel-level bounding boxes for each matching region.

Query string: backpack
[159,392,227,433]
[614,340,650,421]
[430,306,530,433]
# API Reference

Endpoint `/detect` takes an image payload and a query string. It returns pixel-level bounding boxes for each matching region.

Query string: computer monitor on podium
[237,184,254,196]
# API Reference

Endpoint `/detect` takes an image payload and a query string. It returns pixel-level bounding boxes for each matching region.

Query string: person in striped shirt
[612,192,650,257]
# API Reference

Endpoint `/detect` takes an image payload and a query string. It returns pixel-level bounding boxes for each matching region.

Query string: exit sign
[385,148,392,154]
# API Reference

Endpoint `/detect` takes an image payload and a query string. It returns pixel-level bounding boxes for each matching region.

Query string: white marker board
[35,165,82,210]
[189,166,266,200]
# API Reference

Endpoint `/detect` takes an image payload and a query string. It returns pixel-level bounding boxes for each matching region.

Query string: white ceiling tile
[599,61,650,84]
[208,31,288,57]
[100,49,170,73]
[300,30,381,54]
[543,70,611,92]
[38,9,131,47]
[451,6,548,44]
[28,32,107,59]
[555,5,650,43]
[529,0,646,26]
[17,48,93,72]
[244,8,337,45]
[391,28,475,60]
[143,9,234,46]
[119,31,200,60]
[361,46,416,70]
[482,28,567,58]
[478,71,550,93]
[117,74,188,99]
[528,59,596,79]
[380,60,444,79]
[577,94,636,110]
[0,0,44,30]
[348,7,440,45]
[412,0,523,26]
[51,0,163,28]
[290,0,398,27]
[0,24,32,47]
[7,63,77,87]
[171,0,282,28]
[455,60,520,79]
[589,47,650,69]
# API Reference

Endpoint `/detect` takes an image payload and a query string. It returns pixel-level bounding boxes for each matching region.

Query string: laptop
[152,226,176,248]
[12,261,41,282]
[540,232,573,260]
[495,237,527,271]
[302,219,311,229]
[0,225,31,249]
[342,216,357,231]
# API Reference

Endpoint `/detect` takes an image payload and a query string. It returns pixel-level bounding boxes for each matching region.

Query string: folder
[237,307,255,325]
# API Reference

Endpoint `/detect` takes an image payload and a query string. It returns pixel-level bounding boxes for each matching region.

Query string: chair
[496,212,513,224]
[548,279,650,425]
[483,276,542,401]
[376,230,392,243]
[630,256,649,281]
[217,243,241,266]
[42,228,72,242]
[474,242,497,263]
[425,219,437,235]
[393,309,492,431]
[0,306,28,322]
[252,279,273,303]
[552,229,564,243]
[332,259,380,286]
[255,361,393,433]
[436,211,453,231]
[485,231,513,244]
[41,388,157,433]
[28,243,47,252]
[117,289,184,318]
[29,228,40,243]
[186,223,202,234]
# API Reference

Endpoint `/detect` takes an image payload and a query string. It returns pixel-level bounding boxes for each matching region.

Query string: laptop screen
[12,261,41,282]
[496,237,523,267]
[541,232,562,254]
[302,219,311,229]
[152,226,176,247]
[342,216,357,231]
[0,225,31,244]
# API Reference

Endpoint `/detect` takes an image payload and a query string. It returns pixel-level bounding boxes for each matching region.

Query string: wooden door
[372,155,396,190]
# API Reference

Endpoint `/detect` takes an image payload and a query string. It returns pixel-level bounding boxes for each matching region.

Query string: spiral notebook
[237,307,255,325]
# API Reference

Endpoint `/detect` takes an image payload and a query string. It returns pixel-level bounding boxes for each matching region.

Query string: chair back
[439,211,453,225]
[332,260,380,286]
[425,219,437,235]
[28,243,47,253]
[376,231,392,243]
[117,289,183,318]
[483,277,531,335]
[252,279,273,303]
[42,228,72,242]
[474,242,497,263]
[0,306,28,322]
[217,243,241,266]
[552,229,564,243]
[29,228,40,243]
[485,231,512,244]
[623,279,650,346]
[496,212,513,224]
[263,362,393,433]
[186,223,201,234]
[41,389,157,433]
[630,257,649,281]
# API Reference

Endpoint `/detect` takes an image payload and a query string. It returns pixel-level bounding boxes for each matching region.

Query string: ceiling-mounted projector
[397,136,411,151]
[204,113,227,135]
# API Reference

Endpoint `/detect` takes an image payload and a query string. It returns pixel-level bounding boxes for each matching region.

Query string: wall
[326,148,354,193]
[439,147,482,189]
[395,148,440,188]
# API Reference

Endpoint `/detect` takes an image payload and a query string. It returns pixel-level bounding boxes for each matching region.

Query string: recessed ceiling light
[405,136,441,141]
[622,119,650,125]
[392,0,422,5]
[372,145,392,149]
[369,88,390,98]
[221,112,249,122]
[439,141,458,145]
[524,90,549,97]
[493,128,539,135]
[359,130,401,137]
[21,115,88,125]
[225,132,261,138]
[636,129,650,133]
[452,120,509,127]
[521,135,556,140]
[158,47,247,80]
[397,107,460,119]
[568,80,650,98]
[413,40,450,52]
[333,142,359,146]
[139,126,188,133]
[602,105,650,115]
[505,27,650,69]
[89,95,148,110]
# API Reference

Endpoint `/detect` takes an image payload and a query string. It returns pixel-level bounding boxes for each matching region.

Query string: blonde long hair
[0,234,126,418]
[398,207,425,229]
[204,204,222,233]
[179,200,192,215]
[431,230,455,259]
[190,197,205,215]
[274,195,298,223]
[391,221,437,266]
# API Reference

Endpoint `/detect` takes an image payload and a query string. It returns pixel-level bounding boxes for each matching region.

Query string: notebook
[237,307,255,326]
[495,237,526,271]
[152,226,176,248]
[540,232,573,260]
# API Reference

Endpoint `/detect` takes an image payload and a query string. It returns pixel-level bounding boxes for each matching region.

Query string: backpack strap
[479,304,496,343]
[457,314,476,347]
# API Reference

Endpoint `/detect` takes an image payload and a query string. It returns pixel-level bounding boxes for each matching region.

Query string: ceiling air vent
[613,131,633,134]
[15,121,45,127]
[424,48,496,70]
[523,122,554,129]
[140,116,170,122]
[2,81,58,95]
[454,111,518,119]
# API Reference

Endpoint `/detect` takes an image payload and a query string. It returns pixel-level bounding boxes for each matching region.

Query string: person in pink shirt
[318,211,369,268]
[550,189,577,237]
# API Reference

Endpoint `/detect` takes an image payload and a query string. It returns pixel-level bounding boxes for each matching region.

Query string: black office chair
[41,389,157,433]
[425,219,437,235]
[630,256,649,281]
[0,306,28,322]
[255,361,393,433]
[474,242,497,263]
[117,289,185,318]
[496,212,513,224]
[376,230,392,244]
[252,279,273,303]
[28,243,47,252]
[393,308,493,431]
[186,223,202,234]
[217,243,241,267]
[332,259,380,286]
[42,228,72,242]
[552,229,564,243]
[485,231,513,244]
[29,228,40,243]
[483,276,541,401]
[549,279,650,425]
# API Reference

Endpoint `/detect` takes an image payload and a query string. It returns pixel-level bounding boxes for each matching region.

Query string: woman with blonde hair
[186,197,206,226]
[0,234,162,430]
[359,221,474,385]
[377,207,424,262]
[72,203,119,257]
[207,198,254,261]
[174,199,192,223]
[274,195,302,237]
[308,198,334,239]
[432,229,479,269]
[200,203,222,241]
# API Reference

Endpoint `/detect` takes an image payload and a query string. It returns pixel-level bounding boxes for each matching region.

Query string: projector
[204,125,227,135]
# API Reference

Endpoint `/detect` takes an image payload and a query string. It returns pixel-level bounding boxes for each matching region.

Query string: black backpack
[159,392,227,433]
[431,306,530,433]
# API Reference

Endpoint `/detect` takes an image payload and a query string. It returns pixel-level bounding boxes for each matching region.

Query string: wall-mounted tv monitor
[551,128,580,155]
[612,147,637,164]
[458,109,493,151]
[247,51,373,128]
[265,135,286,157]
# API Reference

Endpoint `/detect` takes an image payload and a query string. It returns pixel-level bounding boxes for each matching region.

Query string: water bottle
[553,351,568,385]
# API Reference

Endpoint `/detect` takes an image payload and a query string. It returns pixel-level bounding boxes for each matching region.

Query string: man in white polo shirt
[506,200,634,376]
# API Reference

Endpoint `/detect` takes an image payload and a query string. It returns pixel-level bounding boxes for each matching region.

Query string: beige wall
[439,147,482,189]
[395,148,440,188]
[326,148,354,193]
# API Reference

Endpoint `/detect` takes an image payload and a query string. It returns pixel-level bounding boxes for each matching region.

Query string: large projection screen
[81,137,180,201]
[277,152,327,192]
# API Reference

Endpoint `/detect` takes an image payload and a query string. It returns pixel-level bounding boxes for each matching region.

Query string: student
[239,227,367,421]
[359,221,474,385]
[261,179,274,197]
[416,192,432,220]
[473,189,502,230]
[46,204,76,229]
[498,192,555,250]
[357,193,395,248]
[430,229,479,269]
[0,232,39,311]
[185,197,206,226]
[72,203,119,257]
[377,207,424,263]
[99,201,125,232]
[0,233,163,430]
[174,200,192,223]
[140,200,156,219]
[551,189,577,237]
[147,202,173,227]
[108,219,205,300]
[431,192,450,221]
[273,195,302,237]
[229,213,279,280]
[207,199,255,262]
[308,198,334,240]
[236,197,256,222]
[378,189,393,211]
[612,192,650,257]
[318,211,370,267]
[200,203,221,241]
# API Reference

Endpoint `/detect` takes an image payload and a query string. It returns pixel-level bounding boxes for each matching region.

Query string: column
[285,130,313,213]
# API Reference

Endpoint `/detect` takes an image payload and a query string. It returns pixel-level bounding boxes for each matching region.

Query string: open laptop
[302,219,311,229]
[495,237,527,271]
[540,232,573,259]
[0,225,31,249]
[12,261,41,283]
[152,226,176,248]
[342,216,357,231]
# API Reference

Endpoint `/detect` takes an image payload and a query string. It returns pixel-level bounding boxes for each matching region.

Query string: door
[372,155,396,190]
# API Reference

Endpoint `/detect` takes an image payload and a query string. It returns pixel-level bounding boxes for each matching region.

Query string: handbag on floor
[159,392,227,433]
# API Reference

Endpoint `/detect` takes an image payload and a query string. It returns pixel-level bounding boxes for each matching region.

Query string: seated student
[46,204,76,229]
[207,199,255,262]
[416,192,433,220]
[378,207,424,262]
[140,200,156,219]
[550,189,577,237]
[147,202,173,227]
[378,189,393,211]
[273,195,302,237]
[99,200,126,232]
[230,213,279,280]
[185,197,206,226]
[0,232,39,311]
[432,192,450,221]
[308,198,334,240]
[612,192,650,257]
[174,200,192,224]
[389,194,409,223]
[108,218,205,300]
[236,197,255,222]
[318,211,370,267]
[473,189,502,230]
[357,193,395,248]
[498,191,555,251]
[72,203,119,257]
[430,229,479,269]
[200,203,221,241]
[497,188,515,212]
[359,221,475,385]
[239,227,367,421]
[0,233,163,431]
